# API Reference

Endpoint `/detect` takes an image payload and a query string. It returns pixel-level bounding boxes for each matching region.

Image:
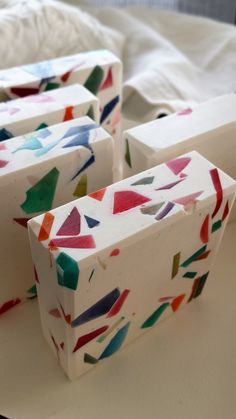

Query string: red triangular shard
[49,235,95,249]
[63,106,74,121]
[171,294,185,312]
[113,190,151,214]
[0,159,9,168]
[88,187,107,201]
[57,207,81,236]
[100,68,113,90]
[13,218,30,228]
[166,157,191,175]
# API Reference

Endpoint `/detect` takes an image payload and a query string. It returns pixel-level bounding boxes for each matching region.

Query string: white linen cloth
[0,0,236,122]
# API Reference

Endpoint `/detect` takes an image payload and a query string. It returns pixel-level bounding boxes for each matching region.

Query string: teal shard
[0,128,13,142]
[99,322,130,359]
[56,252,79,291]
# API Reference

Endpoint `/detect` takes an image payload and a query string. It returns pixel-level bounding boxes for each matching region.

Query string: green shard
[73,174,87,198]
[21,167,59,214]
[125,139,132,168]
[181,245,207,268]
[171,252,181,279]
[44,82,60,91]
[183,272,197,279]
[84,66,104,95]
[86,105,95,120]
[211,220,222,233]
[195,272,210,298]
[56,252,79,291]
[84,353,99,364]
[36,122,48,130]
[141,302,169,328]
[27,284,37,295]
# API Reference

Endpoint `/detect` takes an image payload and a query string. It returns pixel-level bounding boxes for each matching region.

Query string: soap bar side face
[28,151,236,379]
[0,84,99,140]
[0,50,122,140]
[0,117,114,313]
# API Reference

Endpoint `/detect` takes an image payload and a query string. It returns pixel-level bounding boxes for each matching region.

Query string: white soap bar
[0,116,114,315]
[122,95,236,220]
[0,49,122,140]
[28,151,236,380]
[0,84,99,140]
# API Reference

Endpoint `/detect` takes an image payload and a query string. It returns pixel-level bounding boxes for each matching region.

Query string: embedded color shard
[63,106,74,121]
[222,201,229,221]
[0,298,21,315]
[84,353,99,364]
[171,252,181,279]
[13,218,30,228]
[124,139,132,168]
[156,179,184,190]
[100,96,119,124]
[0,128,13,141]
[71,288,120,327]
[132,176,154,186]
[56,207,81,236]
[113,190,151,214]
[56,252,79,291]
[13,137,42,153]
[141,303,169,328]
[71,155,95,181]
[38,212,54,241]
[11,87,39,97]
[23,61,53,79]
[84,215,100,229]
[84,65,104,95]
[62,124,98,140]
[100,67,113,90]
[21,167,59,214]
[181,245,207,268]
[106,289,130,318]
[88,187,107,201]
[200,215,209,244]
[97,317,125,343]
[171,294,185,311]
[63,130,95,151]
[210,168,223,218]
[73,174,87,198]
[140,202,164,215]
[87,105,95,120]
[99,322,131,359]
[155,202,175,220]
[183,272,197,279]
[72,326,109,353]
[211,220,222,233]
[166,157,191,175]
[59,303,71,324]
[49,308,61,318]
[49,235,95,249]
[188,272,210,302]
[173,191,203,206]
[110,248,120,257]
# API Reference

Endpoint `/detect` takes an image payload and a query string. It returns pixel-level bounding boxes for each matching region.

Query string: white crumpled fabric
[0,0,236,123]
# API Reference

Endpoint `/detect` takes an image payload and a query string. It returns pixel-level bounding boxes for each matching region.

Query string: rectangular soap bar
[28,151,236,380]
[0,84,99,140]
[0,116,114,315]
[0,49,122,139]
[122,94,236,220]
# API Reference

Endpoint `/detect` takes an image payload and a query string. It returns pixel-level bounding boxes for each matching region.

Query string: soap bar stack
[0,84,99,140]
[0,117,114,311]
[0,49,122,139]
[28,151,236,379]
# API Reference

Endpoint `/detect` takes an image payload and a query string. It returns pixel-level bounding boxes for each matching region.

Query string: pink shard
[106,289,130,318]
[156,179,184,191]
[0,143,7,150]
[113,191,151,214]
[173,191,203,206]
[178,108,193,116]
[49,235,96,249]
[166,157,191,175]
[57,207,81,236]
[200,214,209,244]
[0,159,9,168]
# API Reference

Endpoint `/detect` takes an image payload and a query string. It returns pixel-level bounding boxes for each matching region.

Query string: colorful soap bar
[0,116,114,315]
[123,94,236,180]
[0,49,122,139]
[28,151,236,380]
[0,84,99,140]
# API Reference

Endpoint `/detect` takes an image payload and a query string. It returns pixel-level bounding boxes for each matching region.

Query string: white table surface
[1,220,236,419]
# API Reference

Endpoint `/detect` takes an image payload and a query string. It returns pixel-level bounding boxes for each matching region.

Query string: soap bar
[0,84,99,140]
[28,151,236,380]
[0,49,122,139]
[123,95,236,220]
[0,116,114,315]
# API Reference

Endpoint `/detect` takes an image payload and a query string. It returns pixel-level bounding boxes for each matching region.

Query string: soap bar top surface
[126,94,236,150]
[0,50,121,91]
[0,116,108,176]
[29,151,236,264]
[0,84,97,126]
